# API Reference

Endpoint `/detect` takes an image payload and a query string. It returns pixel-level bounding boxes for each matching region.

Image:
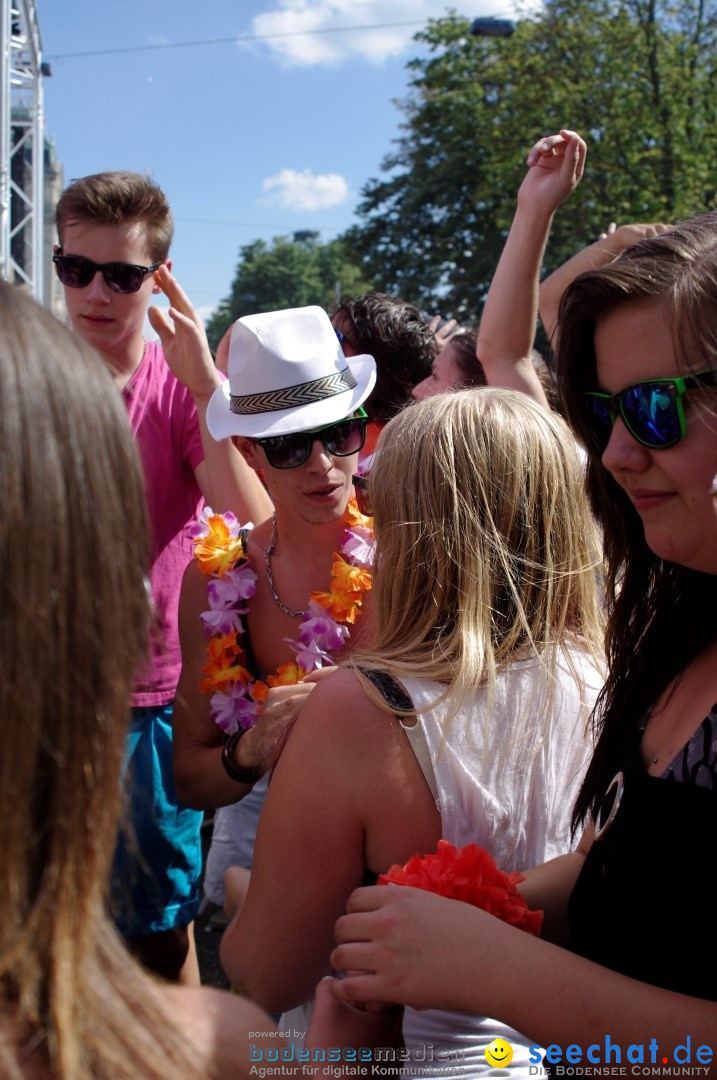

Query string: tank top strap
[359,668,440,810]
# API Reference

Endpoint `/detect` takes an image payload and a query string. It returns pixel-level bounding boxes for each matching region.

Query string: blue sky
[39,0,517,324]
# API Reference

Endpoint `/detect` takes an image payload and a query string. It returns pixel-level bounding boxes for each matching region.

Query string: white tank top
[398,648,603,1078]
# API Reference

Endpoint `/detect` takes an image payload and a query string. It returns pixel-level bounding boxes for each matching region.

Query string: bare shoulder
[285,667,405,774]
[165,986,285,1079]
[244,517,271,562]
[299,667,385,728]
[179,555,208,609]
[179,517,263,608]
[177,558,212,658]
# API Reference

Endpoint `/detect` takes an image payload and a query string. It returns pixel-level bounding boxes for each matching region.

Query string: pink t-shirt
[123,340,204,706]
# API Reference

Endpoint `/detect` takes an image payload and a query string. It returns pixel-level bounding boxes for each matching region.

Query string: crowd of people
[2,127,716,1078]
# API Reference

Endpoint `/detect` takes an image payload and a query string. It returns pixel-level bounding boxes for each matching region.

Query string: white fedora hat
[207,305,377,440]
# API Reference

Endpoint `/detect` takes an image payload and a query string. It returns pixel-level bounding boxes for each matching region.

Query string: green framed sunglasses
[254,408,368,469]
[585,369,717,449]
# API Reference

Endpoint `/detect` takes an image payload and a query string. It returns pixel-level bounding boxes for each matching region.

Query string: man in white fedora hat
[172,307,376,907]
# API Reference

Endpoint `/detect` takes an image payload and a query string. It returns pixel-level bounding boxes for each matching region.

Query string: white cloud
[261,168,350,211]
[249,0,518,67]
[195,304,219,326]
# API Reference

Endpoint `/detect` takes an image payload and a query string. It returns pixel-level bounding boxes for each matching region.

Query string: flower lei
[191,497,374,735]
[379,840,543,936]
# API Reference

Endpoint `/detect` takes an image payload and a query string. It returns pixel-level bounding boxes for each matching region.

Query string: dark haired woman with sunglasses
[326,209,717,1054]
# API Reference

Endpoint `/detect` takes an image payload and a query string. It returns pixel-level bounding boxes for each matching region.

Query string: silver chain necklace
[265,512,305,618]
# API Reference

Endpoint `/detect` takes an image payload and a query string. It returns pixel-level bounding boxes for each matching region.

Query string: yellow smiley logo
[485,1038,514,1068]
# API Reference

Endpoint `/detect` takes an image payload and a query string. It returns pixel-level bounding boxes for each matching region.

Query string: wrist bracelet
[221,729,265,786]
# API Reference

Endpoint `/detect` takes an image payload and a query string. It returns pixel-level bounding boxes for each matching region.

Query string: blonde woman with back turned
[222,387,605,1076]
[0,281,289,1079]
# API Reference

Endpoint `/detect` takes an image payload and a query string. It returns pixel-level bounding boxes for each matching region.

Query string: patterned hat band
[229,367,357,416]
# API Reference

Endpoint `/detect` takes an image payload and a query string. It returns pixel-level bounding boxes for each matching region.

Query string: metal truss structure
[1,0,45,299]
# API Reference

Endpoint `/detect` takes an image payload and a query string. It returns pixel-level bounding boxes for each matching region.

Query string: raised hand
[599,221,671,250]
[518,129,587,217]
[428,314,463,351]
[148,265,220,401]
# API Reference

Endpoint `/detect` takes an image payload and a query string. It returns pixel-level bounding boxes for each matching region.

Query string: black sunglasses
[255,409,368,470]
[53,249,162,294]
[352,472,372,516]
[585,369,717,450]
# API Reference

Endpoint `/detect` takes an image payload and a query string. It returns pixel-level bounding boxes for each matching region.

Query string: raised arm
[148,268,272,522]
[539,222,670,346]
[476,129,586,408]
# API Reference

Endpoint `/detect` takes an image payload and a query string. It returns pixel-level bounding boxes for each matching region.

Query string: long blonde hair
[0,282,199,1077]
[350,389,604,723]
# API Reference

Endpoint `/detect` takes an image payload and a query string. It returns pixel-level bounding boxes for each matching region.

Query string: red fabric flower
[379,840,543,936]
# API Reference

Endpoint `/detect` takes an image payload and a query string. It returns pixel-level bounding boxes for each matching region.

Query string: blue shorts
[111,702,203,936]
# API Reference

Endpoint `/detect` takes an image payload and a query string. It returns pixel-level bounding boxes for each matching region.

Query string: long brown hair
[0,282,199,1077]
[557,211,717,830]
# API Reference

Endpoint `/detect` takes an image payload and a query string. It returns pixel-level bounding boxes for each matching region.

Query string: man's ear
[233,436,264,479]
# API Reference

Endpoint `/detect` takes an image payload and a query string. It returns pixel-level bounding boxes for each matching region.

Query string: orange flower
[199,635,251,693]
[194,515,244,576]
[311,589,363,623]
[345,497,373,530]
[199,498,374,730]
[200,663,253,694]
[331,554,372,596]
[379,840,543,936]
[250,680,269,704]
[267,662,302,687]
[202,634,240,671]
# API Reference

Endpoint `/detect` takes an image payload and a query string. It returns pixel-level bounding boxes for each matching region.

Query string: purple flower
[234,695,261,730]
[190,506,240,539]
[200,608,245,636]
[189,511,212,541]
[285,636,335,672]
[298,601,350,652]
[341,526,375,569]
[207,564,257,609]
[210,685,259,734]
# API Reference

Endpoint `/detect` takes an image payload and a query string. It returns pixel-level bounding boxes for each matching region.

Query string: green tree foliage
[343,0,717,321]
[206,232,373,349]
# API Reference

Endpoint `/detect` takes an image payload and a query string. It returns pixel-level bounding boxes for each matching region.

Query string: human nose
[412,378,429,400]
[304,436,334,472]
[600,414,651,476]
[84,269,112,302]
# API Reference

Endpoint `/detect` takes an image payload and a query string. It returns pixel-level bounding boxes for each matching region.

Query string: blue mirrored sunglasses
[585,370,717,449]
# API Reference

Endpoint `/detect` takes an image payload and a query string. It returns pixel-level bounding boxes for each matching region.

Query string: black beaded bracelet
[221,729,265,786]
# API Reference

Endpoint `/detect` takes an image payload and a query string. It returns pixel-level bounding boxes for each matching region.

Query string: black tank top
[568,706,717,1000]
